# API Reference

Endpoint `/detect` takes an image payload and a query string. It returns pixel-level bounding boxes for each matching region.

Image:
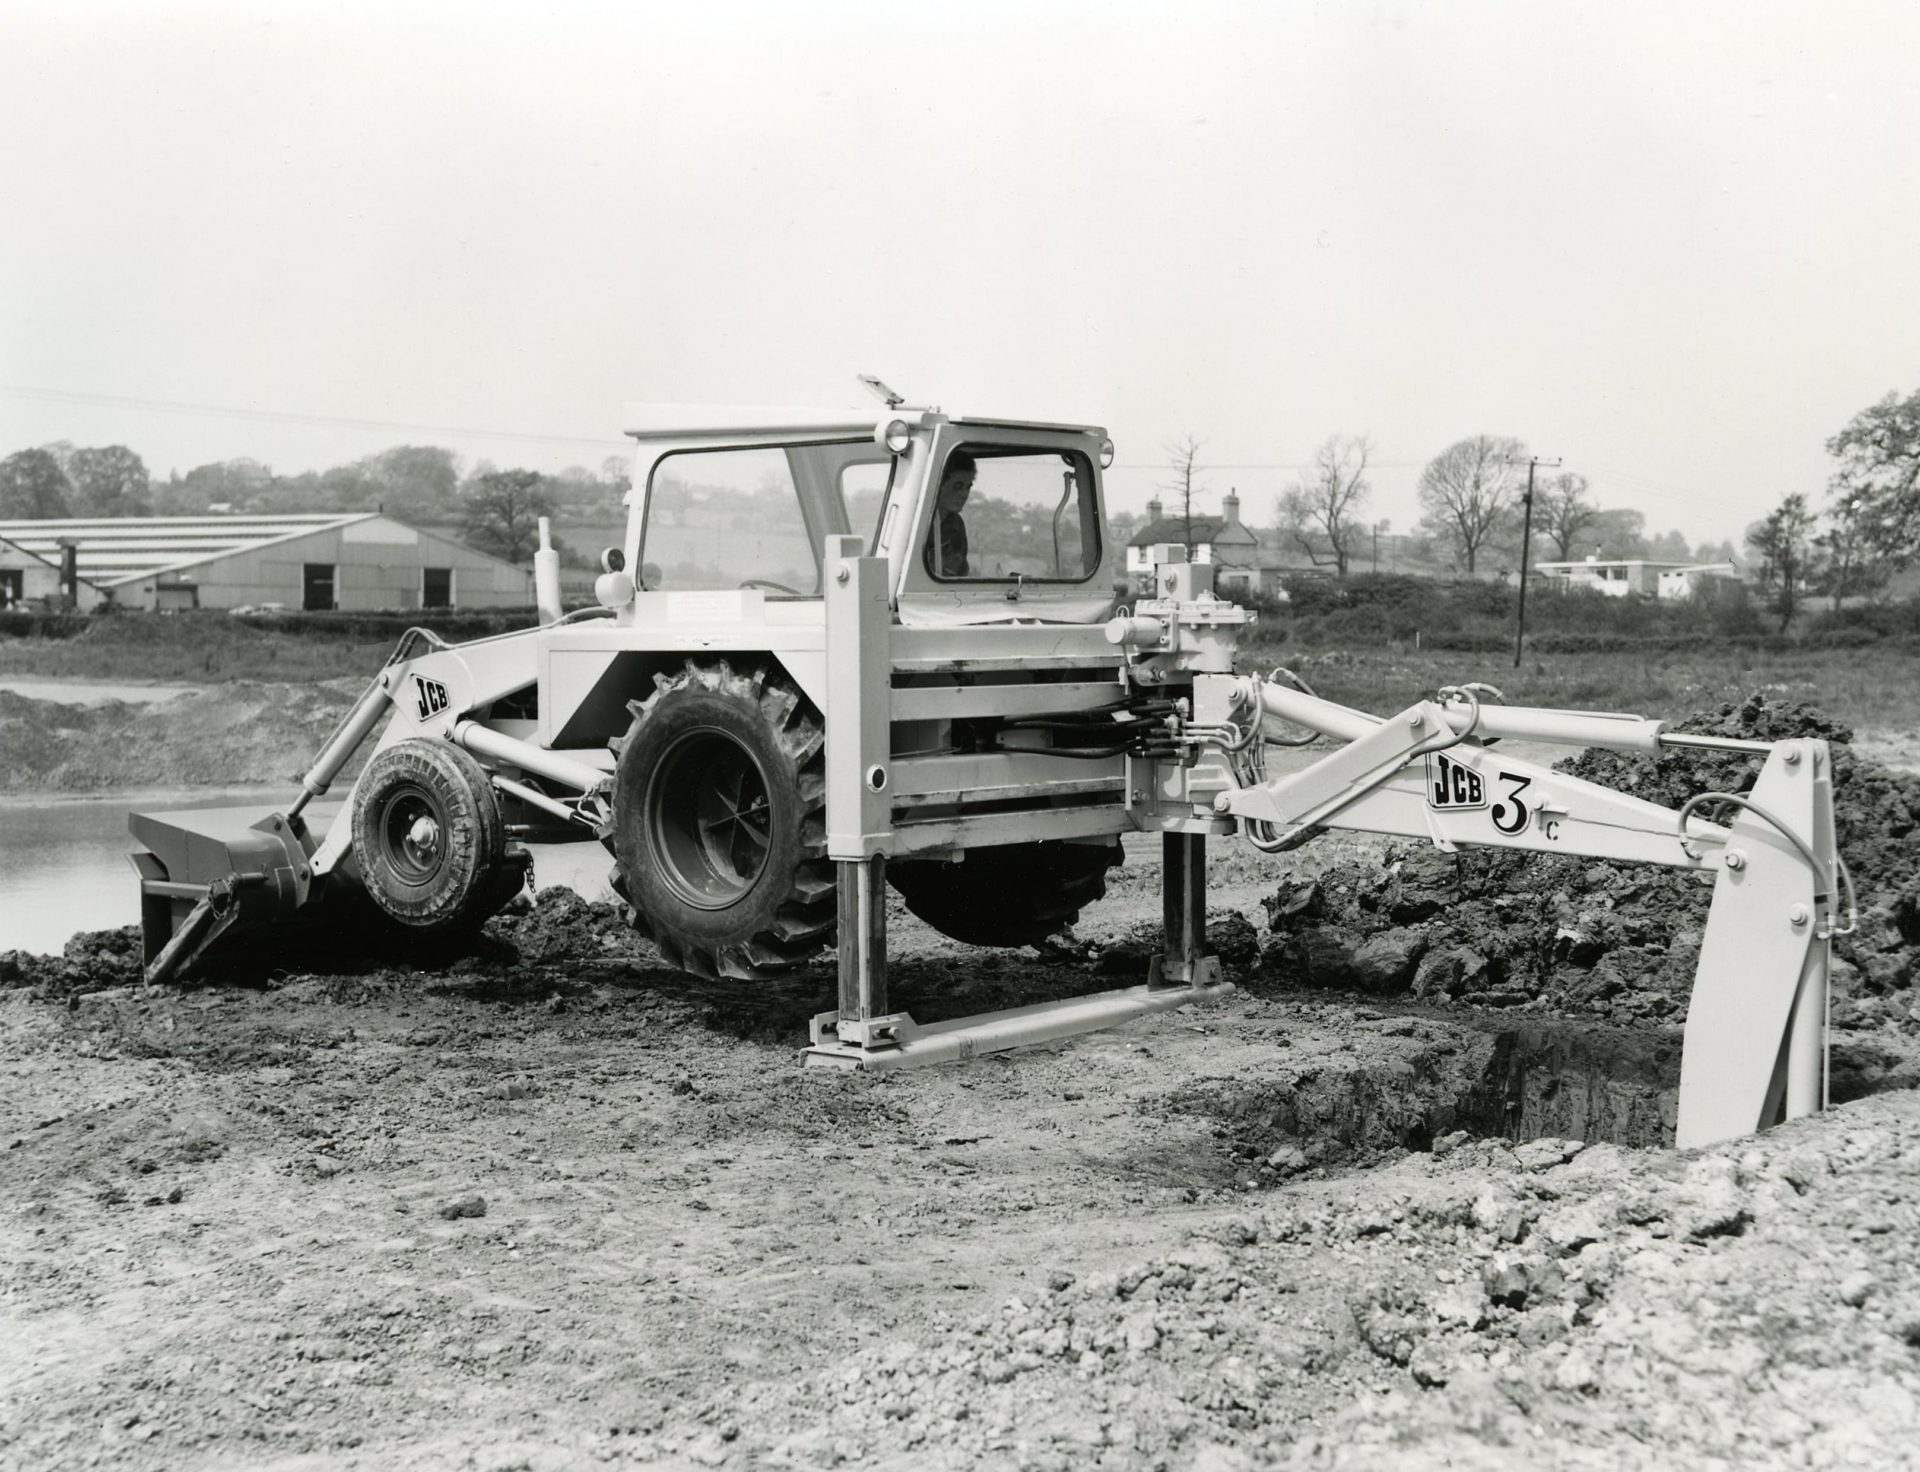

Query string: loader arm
[1209,677,1843,1148]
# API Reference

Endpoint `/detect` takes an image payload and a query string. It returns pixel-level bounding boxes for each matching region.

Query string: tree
[160,457,271,513]
[0,448,73,518]
[1589,507,1650,560]
[1535,472,1598,559]
[1826,387,1920,568]
[1415,435,1524,574]
[461,469,553,564]
[361,445,459,520]
[1745,493,1819,632]
[1278,434,1372,576]
[1813,496,1888,609]
[1647,528,1692,561]
[1161,436,1206,556]
[66,444,151,517]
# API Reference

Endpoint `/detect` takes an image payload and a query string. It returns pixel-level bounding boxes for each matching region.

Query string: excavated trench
[1159,1006,1680,1176]
[1156,999,1920,1193]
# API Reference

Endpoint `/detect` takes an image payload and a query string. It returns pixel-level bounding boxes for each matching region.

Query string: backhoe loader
[130,392,1849,1148]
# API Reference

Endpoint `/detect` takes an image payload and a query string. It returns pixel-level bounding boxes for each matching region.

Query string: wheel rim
[648,726,775,910]
[377,783,446,885]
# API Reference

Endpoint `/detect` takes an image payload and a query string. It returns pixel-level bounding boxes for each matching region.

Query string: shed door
[0,569,21,608]
[303,564,336,611]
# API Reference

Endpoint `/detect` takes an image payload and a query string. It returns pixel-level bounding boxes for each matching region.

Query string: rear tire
[351,739,519,933]
[608,661,834,980]
[887,838,1123,947]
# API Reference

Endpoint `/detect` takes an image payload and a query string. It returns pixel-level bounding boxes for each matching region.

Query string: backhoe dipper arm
[1210,675,1843,1149]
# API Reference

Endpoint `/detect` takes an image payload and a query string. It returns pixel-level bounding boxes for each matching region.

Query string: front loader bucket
[128,803,335,984]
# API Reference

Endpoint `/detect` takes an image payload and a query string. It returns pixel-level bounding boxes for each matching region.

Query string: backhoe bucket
[128,803,336,984]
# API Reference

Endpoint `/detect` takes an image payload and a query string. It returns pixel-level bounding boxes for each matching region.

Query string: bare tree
[1161,436,1205,556]
[1535,472,1598,559]
[1278,434,1372,577]
[1416,435,1525,574]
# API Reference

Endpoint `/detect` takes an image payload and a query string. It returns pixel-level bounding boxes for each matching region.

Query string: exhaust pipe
[535,517,563,627]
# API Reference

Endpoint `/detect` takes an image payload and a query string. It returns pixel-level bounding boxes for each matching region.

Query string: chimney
[1222,490,1242,527]
[1146,497,1163,525]
[57,538,78,610]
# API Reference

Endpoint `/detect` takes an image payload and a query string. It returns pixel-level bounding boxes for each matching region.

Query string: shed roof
[0,532,71,576]
[0,513,375,587]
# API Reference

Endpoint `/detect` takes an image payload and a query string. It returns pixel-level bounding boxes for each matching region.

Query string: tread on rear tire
[606,660,834,980]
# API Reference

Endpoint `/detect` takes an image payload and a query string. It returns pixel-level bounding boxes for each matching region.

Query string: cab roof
[620,403,1107,441]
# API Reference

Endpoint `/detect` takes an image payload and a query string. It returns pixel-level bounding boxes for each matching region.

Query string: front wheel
[351,739,518,933]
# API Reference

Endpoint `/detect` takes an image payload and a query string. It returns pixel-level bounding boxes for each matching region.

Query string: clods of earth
[5,693,1920,1468]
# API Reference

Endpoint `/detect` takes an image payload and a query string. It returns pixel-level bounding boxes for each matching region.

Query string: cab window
[923,446,1102,583]
[643,448,819,595]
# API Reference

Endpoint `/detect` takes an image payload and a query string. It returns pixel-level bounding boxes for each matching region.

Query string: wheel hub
[380,787,446,884]
[650,727,774,910]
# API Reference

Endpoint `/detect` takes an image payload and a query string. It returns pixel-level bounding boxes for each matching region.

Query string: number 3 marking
[1492,772,1532,836]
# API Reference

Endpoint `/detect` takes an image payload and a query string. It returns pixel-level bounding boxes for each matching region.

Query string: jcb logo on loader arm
[413,676,450,720]
[1425,751,1485,810]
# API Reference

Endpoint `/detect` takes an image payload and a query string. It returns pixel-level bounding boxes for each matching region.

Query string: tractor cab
[612,404,1117,626]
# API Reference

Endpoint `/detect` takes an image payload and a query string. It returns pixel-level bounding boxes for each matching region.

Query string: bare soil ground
[8,831,1920,1471]
[7,688,1920,1469]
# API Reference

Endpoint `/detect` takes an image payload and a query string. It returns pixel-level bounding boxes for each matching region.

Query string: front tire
[608,661,834,980]
[351,739,516,932]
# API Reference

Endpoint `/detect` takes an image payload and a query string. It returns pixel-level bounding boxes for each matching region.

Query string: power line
[1112,460,1425,471]
[0,383,625,452]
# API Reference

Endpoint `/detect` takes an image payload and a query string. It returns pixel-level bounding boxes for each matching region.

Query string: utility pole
[1505,454,1562,668]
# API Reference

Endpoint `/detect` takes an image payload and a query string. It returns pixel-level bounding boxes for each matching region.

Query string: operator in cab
[926,451,975,578]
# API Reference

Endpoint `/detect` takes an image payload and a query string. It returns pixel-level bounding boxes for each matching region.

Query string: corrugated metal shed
[0,514,532,611]
[0,514,365,588]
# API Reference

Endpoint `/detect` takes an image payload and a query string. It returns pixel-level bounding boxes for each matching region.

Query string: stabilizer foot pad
[802,980,1236,1071]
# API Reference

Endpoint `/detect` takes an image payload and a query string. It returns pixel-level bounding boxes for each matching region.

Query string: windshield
[923,446,1102,583]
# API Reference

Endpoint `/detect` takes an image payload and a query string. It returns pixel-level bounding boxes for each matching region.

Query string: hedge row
[0,606,548,645]
[0,611,91,639]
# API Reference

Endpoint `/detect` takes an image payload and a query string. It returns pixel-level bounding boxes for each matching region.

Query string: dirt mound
[0,680,361,792]
[1257,694,1920,1029]
[0,926,144,997]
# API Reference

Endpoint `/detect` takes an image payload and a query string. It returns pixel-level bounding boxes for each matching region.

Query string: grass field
[0,616,392,684]
[1237,636,1920,732]
[4,614,1918,733]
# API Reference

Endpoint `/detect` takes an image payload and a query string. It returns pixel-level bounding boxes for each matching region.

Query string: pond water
[0,788,616,956]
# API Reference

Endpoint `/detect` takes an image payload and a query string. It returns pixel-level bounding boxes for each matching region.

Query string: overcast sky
[2,1,1916,547]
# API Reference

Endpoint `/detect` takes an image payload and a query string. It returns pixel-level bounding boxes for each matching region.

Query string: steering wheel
[739,578,804,596]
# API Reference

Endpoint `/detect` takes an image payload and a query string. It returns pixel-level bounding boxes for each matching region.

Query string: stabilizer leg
[1150,832,1220,989]
[1677,740,1836,1148]
[803,837,1234,1071]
